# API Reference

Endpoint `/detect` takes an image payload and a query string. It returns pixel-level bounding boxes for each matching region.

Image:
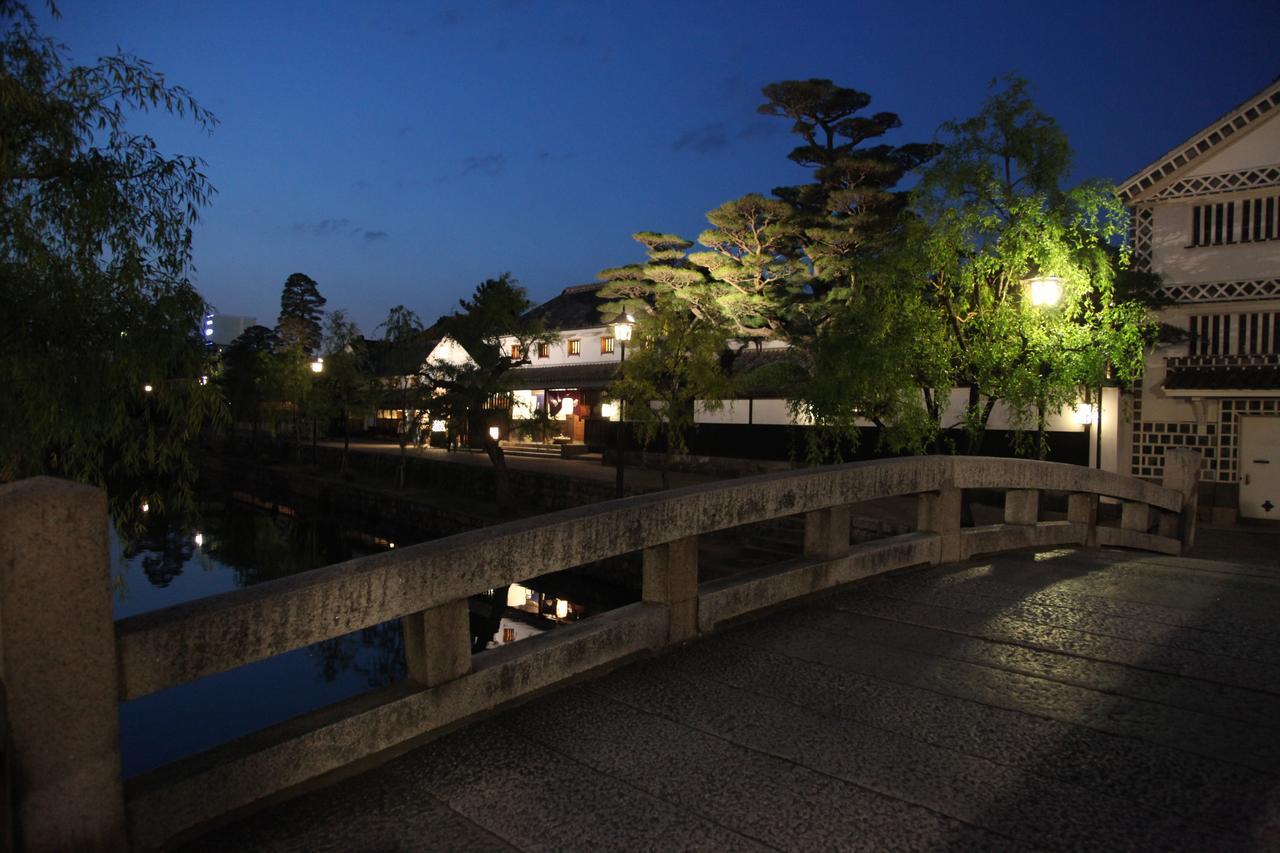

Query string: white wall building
[1118,77,1280,522]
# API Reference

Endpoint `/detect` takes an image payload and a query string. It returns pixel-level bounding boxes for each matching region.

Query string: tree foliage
[605,79,943,459]
[430,273,556,511]
[377,304,430,488]
[0,1,221,526]
[912,76,1153,455]
[277,272,326,354]
[318,309,370,472]
[607,297,735,484]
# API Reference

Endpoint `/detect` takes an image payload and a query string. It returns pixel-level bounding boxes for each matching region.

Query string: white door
[1239,416,1280,520]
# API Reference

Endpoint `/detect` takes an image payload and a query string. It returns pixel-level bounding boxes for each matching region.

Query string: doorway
[1238,416,1280,520]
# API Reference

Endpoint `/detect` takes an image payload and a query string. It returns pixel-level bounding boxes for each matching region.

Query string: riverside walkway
[187,526,1280,852]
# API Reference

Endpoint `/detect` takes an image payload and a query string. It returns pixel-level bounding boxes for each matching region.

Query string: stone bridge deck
[188,531,1280,851]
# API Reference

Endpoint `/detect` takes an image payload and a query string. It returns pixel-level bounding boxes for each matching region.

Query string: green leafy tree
[606,298,735,487]
[319,309,371,474]
[378,305,431,489]
[0,1,221,528]
[221,324,278,449]
[431,273,555,513]
[277,272,326,354]
[912,76,1152,457]
[608,80,943,460]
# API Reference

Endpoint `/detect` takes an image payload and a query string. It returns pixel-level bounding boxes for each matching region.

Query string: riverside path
[184,526,1280,852]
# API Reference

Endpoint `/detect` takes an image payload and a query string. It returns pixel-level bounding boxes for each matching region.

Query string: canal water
[113,490,632,778]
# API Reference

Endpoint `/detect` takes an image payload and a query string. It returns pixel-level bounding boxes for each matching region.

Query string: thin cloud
[672,122,729,155]
[461,153,506,176]
[294,218,352,237]
[294,218,388,242]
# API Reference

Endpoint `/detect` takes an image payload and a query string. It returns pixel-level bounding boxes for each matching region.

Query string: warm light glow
[143,384,153,393]
[388,542,395,549]
[600,402,616,419]
[140,501,150,513]
[310,357,325,374]
[507,583,531,607]
[431,419,447,433]
[557,397,576,418]
[1074,403,1097,425]
[194,532,204,547]
[610,311,635,343]
[1026,275,1064,308]
[555,599,569,619]
[488,426,500,440]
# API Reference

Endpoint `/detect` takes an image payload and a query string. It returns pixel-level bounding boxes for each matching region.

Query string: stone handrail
[0,451,1200,851]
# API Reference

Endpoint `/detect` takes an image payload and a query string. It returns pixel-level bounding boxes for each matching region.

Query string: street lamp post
[310,356,324,462]
[609,312,635,498]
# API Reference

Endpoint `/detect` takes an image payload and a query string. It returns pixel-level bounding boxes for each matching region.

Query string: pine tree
[277,272,326,354]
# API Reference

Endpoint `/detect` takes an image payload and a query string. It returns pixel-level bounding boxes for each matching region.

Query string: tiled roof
[522,284,611,330]
[503,361,618,390]
[1164,364,1280,391]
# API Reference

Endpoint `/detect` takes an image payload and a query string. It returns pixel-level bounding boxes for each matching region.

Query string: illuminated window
[567,339,581,356]
[600,336,615,354]
[510,343,522,359]
[537,342,550,358]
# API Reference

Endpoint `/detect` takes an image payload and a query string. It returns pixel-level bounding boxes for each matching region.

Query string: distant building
[1118,77,1280,522]
[204,313,257,346]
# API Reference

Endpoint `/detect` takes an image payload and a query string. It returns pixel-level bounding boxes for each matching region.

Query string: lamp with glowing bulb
[1022,271,1064,308]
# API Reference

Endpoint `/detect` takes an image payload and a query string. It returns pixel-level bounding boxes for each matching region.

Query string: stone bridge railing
[0,451,1200,851]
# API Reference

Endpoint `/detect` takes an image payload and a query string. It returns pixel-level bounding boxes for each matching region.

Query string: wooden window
[537,342,550,358]
[567,339,581,356]
[1193,196,1280,246]
[510,343,522,359]
[600,336,615,354]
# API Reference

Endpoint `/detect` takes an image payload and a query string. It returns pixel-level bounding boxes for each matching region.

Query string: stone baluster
[0,478,128,851]
[917,483,963,564]
[1004,489,1039,525]
[643,535,699,646]
[1067,493,1099,547]
[1161,448,1201,554]
[403,599,472,687]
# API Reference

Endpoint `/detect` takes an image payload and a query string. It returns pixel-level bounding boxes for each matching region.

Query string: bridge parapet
[0,451,1200,851]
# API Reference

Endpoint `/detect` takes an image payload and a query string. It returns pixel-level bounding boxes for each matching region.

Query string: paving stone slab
[831,588,1280,695]
[731,608,1280,774]
[815,604,1280,727]
[581,664,1237,849]
[876,568,1280,662]
[644,640,1280,837]
[499,688,1024,852]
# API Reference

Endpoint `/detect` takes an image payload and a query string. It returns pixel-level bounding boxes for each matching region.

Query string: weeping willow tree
[0,1,223,528]
[912,76,1153,457]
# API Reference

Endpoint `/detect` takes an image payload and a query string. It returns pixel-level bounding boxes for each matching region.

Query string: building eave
[1118,77,1280,204]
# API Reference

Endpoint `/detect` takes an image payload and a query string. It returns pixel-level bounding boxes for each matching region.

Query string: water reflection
[112,489,635,778]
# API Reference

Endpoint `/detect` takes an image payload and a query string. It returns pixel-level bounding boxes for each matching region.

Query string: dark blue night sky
[46,0,1278,333]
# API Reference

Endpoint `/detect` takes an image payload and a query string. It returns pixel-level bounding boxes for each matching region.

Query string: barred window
[1191,196,1279,246]
[600,336,615,354]
[567,339,581,356]
[1188,312,1279,355]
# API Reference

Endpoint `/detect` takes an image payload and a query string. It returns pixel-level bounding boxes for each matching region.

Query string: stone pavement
[184,531,1280,851]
